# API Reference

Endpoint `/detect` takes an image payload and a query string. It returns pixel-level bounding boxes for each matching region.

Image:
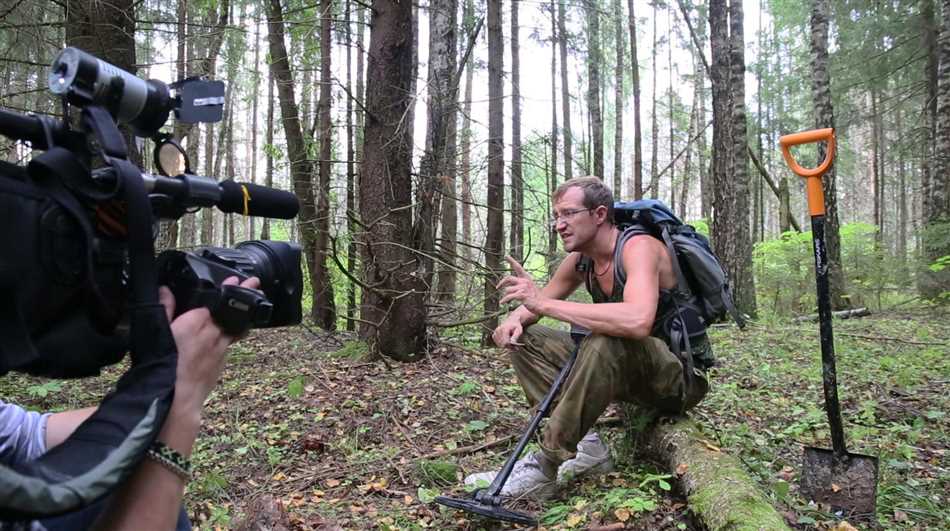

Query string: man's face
[553,187,598,252]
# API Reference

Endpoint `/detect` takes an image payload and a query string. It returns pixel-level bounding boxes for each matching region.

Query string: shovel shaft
[810,216,848,457]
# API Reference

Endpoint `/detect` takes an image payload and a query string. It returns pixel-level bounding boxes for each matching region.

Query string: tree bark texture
[586,0,603,181]
[460,0,476,267]
[558,0,573,181]
[483,0,505,345]
[710,0,757,317]
[420,0,459,299]
[550,0,560,271]
[345,0,357,331]
[649,8,659,196]
[359,0,428,360]
[266,0,325,329]
[621,408,793,531]
[920,0,950,298]
[627,0,643,199]
[810,0,848,310]
[613,0,624,198]
[313,0,338,329]
[510,0,524,262]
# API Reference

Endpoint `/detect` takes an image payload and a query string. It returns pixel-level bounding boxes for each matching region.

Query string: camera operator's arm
[92,276,259,531]
[45,407,96,449]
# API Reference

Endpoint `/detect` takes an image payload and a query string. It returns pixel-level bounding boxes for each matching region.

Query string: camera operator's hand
[93,276,259,531]
[159,275,261,416]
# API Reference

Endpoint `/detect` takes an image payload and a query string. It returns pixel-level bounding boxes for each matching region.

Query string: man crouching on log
[465,176,712,499]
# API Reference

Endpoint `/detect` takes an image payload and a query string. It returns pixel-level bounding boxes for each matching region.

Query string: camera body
[0,46,309,521]
[0,47,304,378]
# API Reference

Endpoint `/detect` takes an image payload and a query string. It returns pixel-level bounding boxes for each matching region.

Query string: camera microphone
[218,179,300,219]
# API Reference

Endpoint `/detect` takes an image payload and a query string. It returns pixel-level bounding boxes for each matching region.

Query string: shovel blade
[801,446,879,518]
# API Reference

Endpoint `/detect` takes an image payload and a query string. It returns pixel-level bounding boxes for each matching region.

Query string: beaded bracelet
[146,441,193,481]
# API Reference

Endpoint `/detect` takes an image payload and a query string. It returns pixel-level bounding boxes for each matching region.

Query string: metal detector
[435,327,587,525]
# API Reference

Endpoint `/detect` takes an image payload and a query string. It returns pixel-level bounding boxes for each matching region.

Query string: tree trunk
[810,0,848,310]
[923,0,939,227]
[345,0,357,331]
[897,107,907,264]
[679,87,697,217]
[510,0,523,261]
[226,103,235,247]
[613,0,624,198]
[248,16,261,241]
[558,0,573,180]
[710,0,756,317]
[460,0,475,267]
[352,2,366,314]
[550,0,560,271]
[314,0,337,330]
[261,73,274,241]
[727,0,756,316]
[621,408,793,531]
[696,6,710,221]
[204,124,218,245]
[649,7,659,197]
[627,0,643,199]
[779,177,791,233]
[586,0,603,180]
[419,0,459,297]
[483,0,505,345]
[266,0,324,330]
[920,0,950,298]
[871,90,882,246]
[359,0,428,360]
[668,4,676,209]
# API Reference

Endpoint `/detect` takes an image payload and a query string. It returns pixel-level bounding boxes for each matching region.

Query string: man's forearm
[92,399,202,531]
[537,299,653,339]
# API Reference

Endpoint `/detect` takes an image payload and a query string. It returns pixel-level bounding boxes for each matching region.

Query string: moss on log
[620,406,792,531]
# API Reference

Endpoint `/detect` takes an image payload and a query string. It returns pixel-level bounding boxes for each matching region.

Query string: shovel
[780,128,879,518]
[435,326,588,526]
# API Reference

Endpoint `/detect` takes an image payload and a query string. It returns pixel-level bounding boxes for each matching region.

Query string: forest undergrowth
[2,306,947,531]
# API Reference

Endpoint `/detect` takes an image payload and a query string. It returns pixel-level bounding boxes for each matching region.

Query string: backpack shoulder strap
[576,254,593,295]
[614,224,685,293]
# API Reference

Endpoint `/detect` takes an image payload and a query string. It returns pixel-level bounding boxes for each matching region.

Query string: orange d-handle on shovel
[779,127,835,217]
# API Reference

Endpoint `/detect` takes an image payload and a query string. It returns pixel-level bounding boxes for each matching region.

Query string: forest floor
[3,306,948,531]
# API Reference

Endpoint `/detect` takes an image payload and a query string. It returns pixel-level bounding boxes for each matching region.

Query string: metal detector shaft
[483,342,581,498]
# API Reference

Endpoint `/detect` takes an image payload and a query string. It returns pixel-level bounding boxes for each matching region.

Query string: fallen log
[792,307,870,323]
[621,406,792,531]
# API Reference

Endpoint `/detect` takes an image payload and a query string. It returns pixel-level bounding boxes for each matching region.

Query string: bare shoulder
[620,233,665,261]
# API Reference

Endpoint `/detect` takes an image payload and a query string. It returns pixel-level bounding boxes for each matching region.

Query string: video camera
[0,48,303,519]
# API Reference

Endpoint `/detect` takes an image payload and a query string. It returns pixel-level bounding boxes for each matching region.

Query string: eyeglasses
[550,207,592,227]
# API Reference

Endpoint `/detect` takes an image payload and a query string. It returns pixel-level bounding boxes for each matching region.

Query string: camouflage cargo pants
[511,324,709,464]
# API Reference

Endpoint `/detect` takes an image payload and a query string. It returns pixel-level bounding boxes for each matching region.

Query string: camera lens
[234,241,303,327]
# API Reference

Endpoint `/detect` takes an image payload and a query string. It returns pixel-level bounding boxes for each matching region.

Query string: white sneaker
[463,452,558,500]
[557,432,614,483]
